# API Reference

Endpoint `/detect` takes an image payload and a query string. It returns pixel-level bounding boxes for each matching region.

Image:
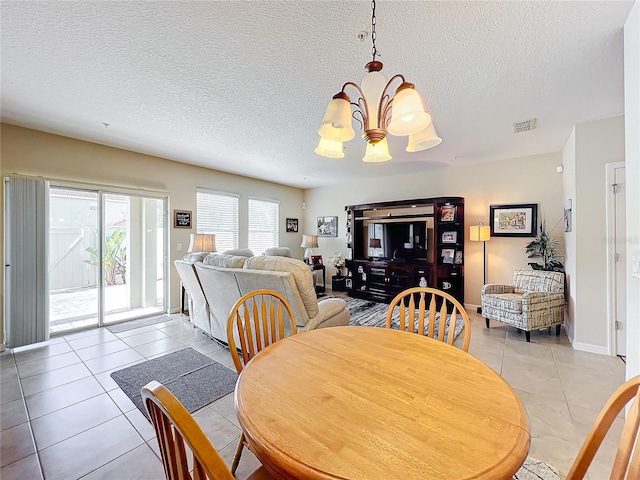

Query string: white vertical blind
[196,189,239,251]
[7,177,49,347]
[248,198,279,255]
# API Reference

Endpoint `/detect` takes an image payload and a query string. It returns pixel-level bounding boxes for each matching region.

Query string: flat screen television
[365,221,429,261]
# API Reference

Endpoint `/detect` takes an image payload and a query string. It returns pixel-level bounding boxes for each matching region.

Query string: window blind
[248,198,279,255]
[196,190,239,251]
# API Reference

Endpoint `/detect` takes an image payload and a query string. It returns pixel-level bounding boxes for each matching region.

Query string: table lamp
[300,234,319,263]
[470,222,490,313]
[188,234,216,253]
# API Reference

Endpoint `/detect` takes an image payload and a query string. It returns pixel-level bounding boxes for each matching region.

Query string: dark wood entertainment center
[344,197,465,305]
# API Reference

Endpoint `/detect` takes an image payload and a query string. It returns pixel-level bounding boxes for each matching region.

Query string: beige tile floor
[0,309,628,480]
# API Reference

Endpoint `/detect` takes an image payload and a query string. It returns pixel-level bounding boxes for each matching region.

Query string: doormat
[110,348,238,421]
[106,314,172,333]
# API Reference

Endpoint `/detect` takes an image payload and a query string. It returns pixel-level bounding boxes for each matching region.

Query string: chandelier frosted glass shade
[317,97,355,142]
[387,86,432,136]
[406,122,442,152]
[314,137,344,158]
[362,137,392,163]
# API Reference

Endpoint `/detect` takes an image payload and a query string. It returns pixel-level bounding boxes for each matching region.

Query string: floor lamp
[470,222,490,314]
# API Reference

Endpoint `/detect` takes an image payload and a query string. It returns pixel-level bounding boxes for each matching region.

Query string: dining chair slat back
[566,376,640,480]
[226,289,297,475]
[227,289,297,374]
[386,287,471,352]
[142,381,236,480]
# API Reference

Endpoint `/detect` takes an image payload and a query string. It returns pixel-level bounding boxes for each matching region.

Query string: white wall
[624,0,640,379]
[303,152,564,307]
[562,128,577,341]
[0,124,305,314]
[568,116,626,353]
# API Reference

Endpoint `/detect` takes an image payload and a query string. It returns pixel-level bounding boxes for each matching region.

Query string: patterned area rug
[514,457,560,480]
[331,295,465,340]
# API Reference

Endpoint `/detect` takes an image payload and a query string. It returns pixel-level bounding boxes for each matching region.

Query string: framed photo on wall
[286,218,298,233]
[489,203,537,237]
[174,210,192,229]
[317,216,338,237]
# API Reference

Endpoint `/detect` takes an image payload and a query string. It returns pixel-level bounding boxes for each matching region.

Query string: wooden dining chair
[386,287,471,352]
[142,380,273,480]
[565,375,640,480]
[227,289,297,475]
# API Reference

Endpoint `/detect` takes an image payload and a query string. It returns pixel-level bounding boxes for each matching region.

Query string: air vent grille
[513,118,537,133]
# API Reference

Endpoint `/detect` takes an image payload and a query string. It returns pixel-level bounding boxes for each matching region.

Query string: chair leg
[525,331,531,342]
[556,324,561,336]
[231,432,245,475]
[485,318,490,328]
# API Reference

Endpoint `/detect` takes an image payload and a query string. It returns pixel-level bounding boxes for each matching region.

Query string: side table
[331,275,347,292]
[311,265,326,296]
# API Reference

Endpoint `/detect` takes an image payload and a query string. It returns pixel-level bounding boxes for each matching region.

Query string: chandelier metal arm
[341,81,370,130]
[379,74,406,130]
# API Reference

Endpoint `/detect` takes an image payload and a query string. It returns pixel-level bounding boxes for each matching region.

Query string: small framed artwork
[346,248,353,260]
[441,248,455,264]
[174,210,192,229]
[454,251,463,264]
[563,199,572,233]
[310,255,323,267]
[345,278,352,289]
[490,203,538,237]
[317,216,338,237]
[440,205,456,222]
[345,233,352,244]
[441,231,457,243]
[286,218,298,233]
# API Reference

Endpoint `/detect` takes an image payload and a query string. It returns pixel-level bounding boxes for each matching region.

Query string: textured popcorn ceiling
[0,1,634,188]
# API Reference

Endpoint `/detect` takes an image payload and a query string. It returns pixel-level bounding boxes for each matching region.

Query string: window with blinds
[196,190,239,251]
[248,198,279,255]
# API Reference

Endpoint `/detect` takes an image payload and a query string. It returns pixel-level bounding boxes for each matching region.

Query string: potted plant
[524,221,564,272]
[329,252,345,276]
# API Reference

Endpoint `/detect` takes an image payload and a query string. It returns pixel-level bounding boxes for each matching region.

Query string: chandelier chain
[371,0,379,62]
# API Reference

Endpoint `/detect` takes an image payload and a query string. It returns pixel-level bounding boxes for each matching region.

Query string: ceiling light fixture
[315,0,441,162]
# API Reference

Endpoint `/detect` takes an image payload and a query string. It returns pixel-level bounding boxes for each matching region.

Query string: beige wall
[303,152,564,307]
[0,133,3,347]
[0,124,305,316]
[624,0,640,379]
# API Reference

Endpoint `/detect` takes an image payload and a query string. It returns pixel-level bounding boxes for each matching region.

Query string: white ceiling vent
[512,118,537,133]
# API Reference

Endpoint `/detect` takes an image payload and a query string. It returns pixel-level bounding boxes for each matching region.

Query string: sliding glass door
[49,187,167,334]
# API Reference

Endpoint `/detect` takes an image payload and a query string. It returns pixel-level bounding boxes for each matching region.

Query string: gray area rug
[110,348,238,421]
[514,457,560,480]
[335,295,465,340]
[106,314,172,333]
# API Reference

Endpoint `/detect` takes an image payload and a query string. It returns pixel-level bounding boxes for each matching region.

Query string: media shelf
[344,197,464,305]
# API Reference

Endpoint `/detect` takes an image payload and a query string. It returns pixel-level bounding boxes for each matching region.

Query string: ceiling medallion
[315,0,441,162]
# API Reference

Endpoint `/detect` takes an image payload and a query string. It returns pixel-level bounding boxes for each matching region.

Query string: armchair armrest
[305,298,348,330]
[521,292,565,312]
[482,284,515,295]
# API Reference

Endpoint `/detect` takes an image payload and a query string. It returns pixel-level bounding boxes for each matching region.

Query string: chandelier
[315,0,441,162]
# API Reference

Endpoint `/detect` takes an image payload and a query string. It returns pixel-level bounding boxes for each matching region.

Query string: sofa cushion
[181,252,210,263]
[263,247,292,257]
[243,256,319,318]
[513,269,564,294]
[484,293,523,314]
[203,253,249,268]
[222,248,254,257]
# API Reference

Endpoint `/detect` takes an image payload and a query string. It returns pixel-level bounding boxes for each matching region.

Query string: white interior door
[614,166,626,356]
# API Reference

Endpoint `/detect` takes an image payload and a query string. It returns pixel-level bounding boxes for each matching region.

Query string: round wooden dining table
[234,326,530,480]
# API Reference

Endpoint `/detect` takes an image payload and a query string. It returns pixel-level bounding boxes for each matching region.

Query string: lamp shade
[469,225,491,242]
[314,137,344,158]
[369,238,382,248]
[387,86,431,136]
[188,234,216,252]
[362,137,392,163]
[406,121,442,152]
[317,97,356,142]
[300,235,319,249]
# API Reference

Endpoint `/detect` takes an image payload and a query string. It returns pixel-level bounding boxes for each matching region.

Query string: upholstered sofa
[481,269,565,342]
[175,253,349,344]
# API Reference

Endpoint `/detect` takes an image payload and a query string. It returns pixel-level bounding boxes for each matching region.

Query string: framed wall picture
[440,205,456,222]
[454,251,463,264]
[310,255,323,267]
[441,231,457,243]
[441,248,455,264]
[489,203,538,237]
[317,216,338,237]
[174,210,192,229]
[286,218,298,233]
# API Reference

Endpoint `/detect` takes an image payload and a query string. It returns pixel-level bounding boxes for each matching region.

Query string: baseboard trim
[570,339,610,356]
[464,303,481,312]
[0,342,6,353]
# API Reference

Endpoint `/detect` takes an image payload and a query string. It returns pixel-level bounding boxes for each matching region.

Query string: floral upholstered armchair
[481,269,565,342]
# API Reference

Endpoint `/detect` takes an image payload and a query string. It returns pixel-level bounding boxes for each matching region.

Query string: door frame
[605,162,625,356]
